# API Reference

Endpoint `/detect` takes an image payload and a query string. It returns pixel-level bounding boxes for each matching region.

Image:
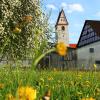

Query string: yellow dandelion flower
[13,27,21,33]
[81,98,86,100]
[89,97,95,100]
[0,83,4,89]
[25,86,36,100]
[48,77,53,81]
[17,86,36,100]
[6,93,15,100]
[93,64,97,69]
[56,42,67,56]
[81,97,95,100]
[17,86,25,98]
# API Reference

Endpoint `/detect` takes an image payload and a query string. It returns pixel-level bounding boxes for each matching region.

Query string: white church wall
[77,41,100,69]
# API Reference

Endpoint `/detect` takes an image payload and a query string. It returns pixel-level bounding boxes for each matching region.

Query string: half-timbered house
[77,20,100,69]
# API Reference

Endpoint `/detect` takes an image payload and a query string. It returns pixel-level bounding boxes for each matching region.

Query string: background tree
[0,0,50,64]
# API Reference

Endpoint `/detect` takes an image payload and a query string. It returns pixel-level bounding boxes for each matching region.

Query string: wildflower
[13,27,21,33]
[17,86,36,100]
[6,93,15,100]
[93,64,97,69]
[0,83,4,89]
[56,42,67,56]
[89,97,95,100]
[81,97,95,100]
[22,15,32,22]
[48,77,53,81]
[95,88,100,95]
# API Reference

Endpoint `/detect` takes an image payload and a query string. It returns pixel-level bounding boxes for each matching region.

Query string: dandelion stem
[32,48,56,68]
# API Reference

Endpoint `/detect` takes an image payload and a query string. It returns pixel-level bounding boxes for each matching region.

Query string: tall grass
[0,66,100,100]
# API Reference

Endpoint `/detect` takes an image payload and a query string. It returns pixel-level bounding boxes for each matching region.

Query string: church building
[55,9,69,46]
[40,9,77,69]
[77,20,100,69]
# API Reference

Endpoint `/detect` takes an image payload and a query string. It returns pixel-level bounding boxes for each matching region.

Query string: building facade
[77,20,100,69]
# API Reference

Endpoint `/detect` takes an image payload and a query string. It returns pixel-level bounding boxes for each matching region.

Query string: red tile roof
[69,44,77,48]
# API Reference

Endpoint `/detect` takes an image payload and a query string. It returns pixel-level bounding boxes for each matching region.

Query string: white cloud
[61,2,84,13]
[46,4,56,10]
[96,11,100,17]
[68,4,84,12]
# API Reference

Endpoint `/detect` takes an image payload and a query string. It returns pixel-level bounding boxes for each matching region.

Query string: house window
[95,60,100,64]
[89,48,94,53]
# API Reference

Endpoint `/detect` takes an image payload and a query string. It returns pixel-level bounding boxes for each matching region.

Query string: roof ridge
[86,20,100,22]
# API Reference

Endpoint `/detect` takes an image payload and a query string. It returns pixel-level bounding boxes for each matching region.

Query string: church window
[62,26,65,31]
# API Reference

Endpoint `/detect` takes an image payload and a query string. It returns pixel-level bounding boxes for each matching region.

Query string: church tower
[55,9,69,46]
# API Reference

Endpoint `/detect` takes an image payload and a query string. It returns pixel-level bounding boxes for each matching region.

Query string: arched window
[62,26,65,31]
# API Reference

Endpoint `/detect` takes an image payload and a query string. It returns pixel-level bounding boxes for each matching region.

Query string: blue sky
[43,0,100,44]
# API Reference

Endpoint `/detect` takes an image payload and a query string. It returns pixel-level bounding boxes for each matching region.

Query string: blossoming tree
[0,0,50,64]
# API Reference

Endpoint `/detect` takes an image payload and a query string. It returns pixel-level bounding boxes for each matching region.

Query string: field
[0,66,100,100]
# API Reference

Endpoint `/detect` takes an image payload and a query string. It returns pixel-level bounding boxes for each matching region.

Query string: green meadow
[0,66,100,100]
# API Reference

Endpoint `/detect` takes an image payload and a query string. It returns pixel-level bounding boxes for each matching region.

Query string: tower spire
[55,9,69,46]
